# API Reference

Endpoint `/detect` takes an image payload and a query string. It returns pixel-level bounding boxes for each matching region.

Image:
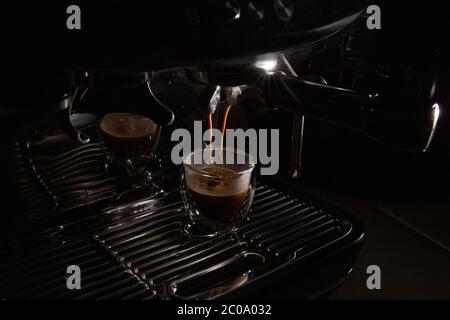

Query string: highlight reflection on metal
[274,0,294,22]
[423,103,440,152]
[168,252,265,299]
[225,0,241,21]
[256,58,278,71]
[146,81,175,126]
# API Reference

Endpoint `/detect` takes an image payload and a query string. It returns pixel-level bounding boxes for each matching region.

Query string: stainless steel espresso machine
[0,1,447,299]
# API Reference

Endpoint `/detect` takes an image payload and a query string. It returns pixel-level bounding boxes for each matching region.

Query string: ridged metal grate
[0,127,362,300]
[240,184,352,260]
[0,237,155,300]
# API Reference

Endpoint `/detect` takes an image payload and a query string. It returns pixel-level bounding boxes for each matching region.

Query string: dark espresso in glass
[98,113,161,191]
[185,166,251,232]
[99,113,159,160]
[188,167,248,226]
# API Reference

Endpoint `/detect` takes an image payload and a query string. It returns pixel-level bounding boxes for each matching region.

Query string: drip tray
[169,252,266,299]
[0,179,364,299]
[0,130,364,299]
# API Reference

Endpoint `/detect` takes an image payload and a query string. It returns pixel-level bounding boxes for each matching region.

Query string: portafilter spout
[185,65,440,154]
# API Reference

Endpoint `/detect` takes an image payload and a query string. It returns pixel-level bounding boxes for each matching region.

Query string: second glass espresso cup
[181,148,256,235]
[98,113,160,186]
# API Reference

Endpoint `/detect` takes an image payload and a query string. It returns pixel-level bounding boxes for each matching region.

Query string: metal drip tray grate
[0,238,155,300]
[93,181,357,297]
[240,184,352,261]
[0,128,364,299]
[23,127,176,218]
[0,179,363,299]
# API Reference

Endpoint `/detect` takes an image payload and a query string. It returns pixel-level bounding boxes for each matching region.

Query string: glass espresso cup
[181,148,256,236]
[98,113,161,187]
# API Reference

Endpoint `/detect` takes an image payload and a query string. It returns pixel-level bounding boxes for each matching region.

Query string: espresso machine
[0,0,448,300]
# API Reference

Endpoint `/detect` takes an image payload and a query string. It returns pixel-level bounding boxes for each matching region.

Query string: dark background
[0,0,449,299]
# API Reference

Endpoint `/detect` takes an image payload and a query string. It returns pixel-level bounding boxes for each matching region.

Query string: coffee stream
[207,102,233,161]
[220,103,233,156]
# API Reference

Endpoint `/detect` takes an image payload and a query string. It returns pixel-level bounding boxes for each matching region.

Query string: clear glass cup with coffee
[98,113,161,201]
[181,148,256,236]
